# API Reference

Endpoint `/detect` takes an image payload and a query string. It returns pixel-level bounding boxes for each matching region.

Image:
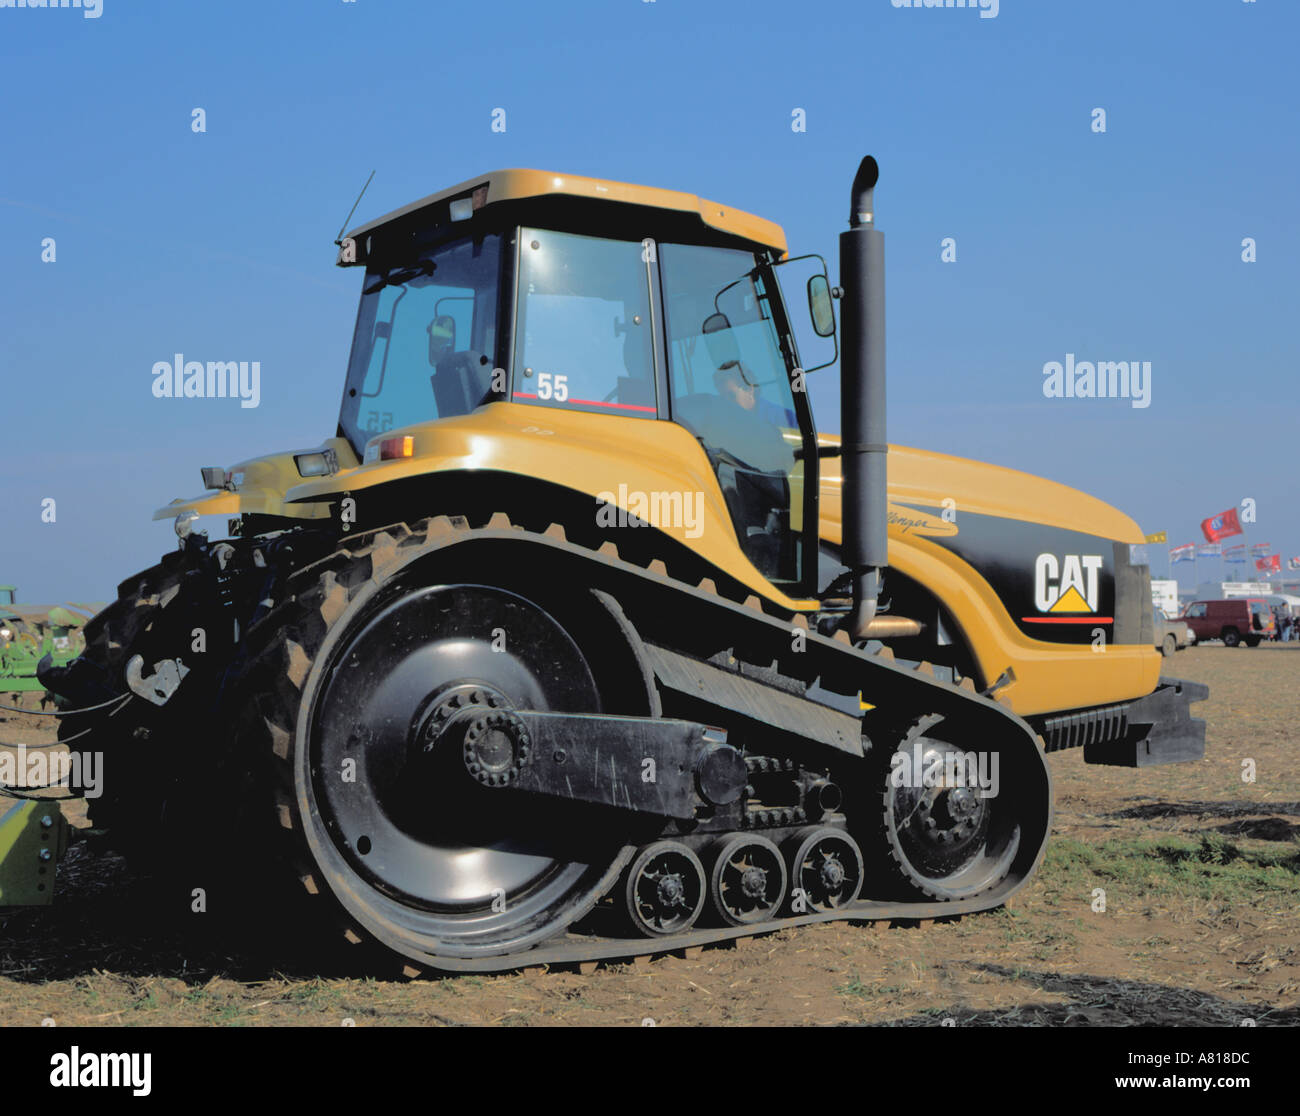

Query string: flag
[1201,508,1242,543]
[1255,554,1280,573]
[1145,530,1167,544]
[1170,543,1196,564]
[1224,544,1247,564]
[1197,543,1221,558]
[1250,542,1272,557]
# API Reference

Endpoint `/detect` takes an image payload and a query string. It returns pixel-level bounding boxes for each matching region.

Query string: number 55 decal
[537,372,569,402]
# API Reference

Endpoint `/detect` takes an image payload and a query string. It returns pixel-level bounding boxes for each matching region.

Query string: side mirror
[807,274,835,337]
[770,254,837,373]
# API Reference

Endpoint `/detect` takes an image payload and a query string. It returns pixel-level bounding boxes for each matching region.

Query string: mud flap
[1083,677,1209,767]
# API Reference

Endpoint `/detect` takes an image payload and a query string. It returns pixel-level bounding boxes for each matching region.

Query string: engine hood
[817,437,1145,547]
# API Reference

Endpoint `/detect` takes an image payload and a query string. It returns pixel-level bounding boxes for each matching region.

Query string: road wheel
[869,716,1027,902]
[1222,628,1240,647]
[226,520,644,970]
[1161,634,1177,658]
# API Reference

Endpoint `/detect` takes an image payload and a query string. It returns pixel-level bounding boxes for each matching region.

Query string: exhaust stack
[839,155,888,640]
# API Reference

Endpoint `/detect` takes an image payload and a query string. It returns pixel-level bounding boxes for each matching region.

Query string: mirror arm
[792,444,842,461]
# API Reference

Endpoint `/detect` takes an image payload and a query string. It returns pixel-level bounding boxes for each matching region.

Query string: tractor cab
[336,169,837,592]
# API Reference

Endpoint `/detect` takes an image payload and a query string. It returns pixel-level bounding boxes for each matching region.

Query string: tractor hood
[817,436,1145,546]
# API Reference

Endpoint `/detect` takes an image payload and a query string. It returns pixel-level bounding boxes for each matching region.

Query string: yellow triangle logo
[1049,586,1091,613]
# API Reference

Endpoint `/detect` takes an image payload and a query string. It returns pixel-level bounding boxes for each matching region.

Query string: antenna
[334,169,376,246]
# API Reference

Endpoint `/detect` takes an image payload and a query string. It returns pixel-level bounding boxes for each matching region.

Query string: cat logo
[1025,554,1112,625]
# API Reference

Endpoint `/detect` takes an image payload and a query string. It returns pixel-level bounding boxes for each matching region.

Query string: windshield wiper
[364,258,437,295]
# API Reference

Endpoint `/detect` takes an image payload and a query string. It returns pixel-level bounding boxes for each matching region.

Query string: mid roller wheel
[785,826,863,912]
[624,841,707,936]
[709,834,787,926]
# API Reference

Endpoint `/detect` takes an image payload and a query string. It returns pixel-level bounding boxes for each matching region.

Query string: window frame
[337,228,510,455]
[505,227,665,420]
[502,224,823,598]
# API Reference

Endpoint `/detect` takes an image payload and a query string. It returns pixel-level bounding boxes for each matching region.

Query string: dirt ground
[2,644,1297,1027]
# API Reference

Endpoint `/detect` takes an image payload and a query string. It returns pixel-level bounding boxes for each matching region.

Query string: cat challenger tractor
[22,158,1207,973]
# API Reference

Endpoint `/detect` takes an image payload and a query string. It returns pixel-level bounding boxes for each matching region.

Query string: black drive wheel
[1222,628,1240,647]
[237,525,639,968]
[875,718,1022,901]
[709,834,787,926]
[785,826,864,912]
[1161,634,1177,658]
[624,841,707,937]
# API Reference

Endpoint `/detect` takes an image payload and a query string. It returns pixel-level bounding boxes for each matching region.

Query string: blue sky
[1,0,1296,603]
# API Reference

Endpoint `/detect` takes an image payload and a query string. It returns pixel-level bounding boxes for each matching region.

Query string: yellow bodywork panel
[818,435,1161,716]
[152,437,357,524]
[153,411,1160,720]
[345,168,787,255]
[287,405,811,611]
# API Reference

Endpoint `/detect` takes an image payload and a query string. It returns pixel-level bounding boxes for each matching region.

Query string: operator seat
[431,351,496,417]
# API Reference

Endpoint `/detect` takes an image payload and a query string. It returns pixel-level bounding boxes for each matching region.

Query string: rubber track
[234,514,1051,974]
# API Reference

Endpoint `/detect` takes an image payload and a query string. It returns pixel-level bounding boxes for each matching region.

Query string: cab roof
[344,168,787,254]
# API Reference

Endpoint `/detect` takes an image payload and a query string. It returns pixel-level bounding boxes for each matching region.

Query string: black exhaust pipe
[839,156,888,640]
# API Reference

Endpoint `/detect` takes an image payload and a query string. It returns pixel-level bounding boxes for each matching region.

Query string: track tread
[57,513,1050,974]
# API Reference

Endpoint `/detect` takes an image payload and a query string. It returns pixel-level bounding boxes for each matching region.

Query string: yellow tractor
[37,158,1205,972]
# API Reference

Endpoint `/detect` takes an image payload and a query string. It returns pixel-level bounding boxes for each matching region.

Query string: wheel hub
[819,855,845,890]
[656,872,686,908]
[741,865,768,900]
[460,710,532,787]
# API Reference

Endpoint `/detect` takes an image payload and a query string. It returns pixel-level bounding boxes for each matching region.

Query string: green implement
[0,586,100,697]
[0,800,69,906]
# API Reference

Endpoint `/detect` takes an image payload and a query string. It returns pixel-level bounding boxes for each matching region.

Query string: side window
[1186,603,1207,618]
[359,280,477,435]
[512,229,658,417]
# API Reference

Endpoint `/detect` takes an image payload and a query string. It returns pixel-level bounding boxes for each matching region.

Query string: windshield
[339,233,503,452]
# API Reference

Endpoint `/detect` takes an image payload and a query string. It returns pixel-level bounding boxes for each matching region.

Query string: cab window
[1186,603,1207,618]
[660,243,801,584]
[512,229,658,416]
